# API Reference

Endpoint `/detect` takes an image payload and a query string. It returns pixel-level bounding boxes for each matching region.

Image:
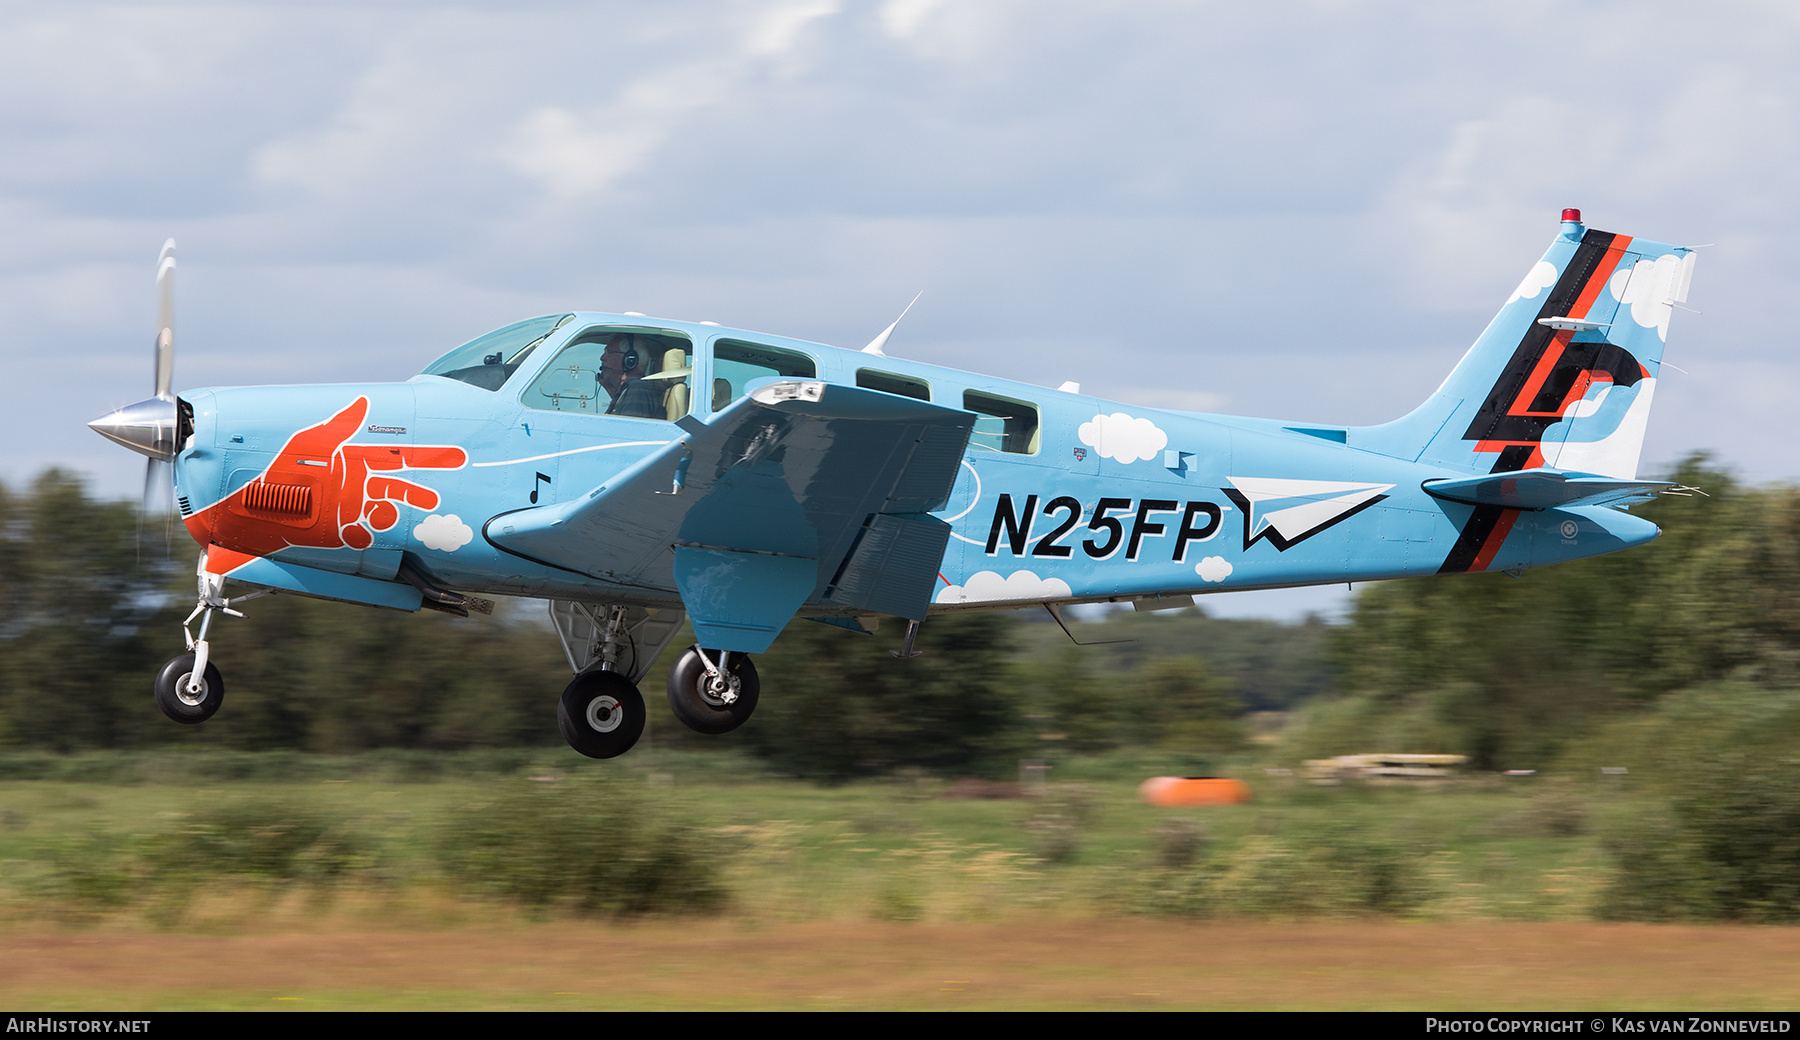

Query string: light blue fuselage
[174,312,1658,620]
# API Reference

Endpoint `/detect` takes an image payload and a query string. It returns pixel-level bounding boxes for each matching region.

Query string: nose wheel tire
[557,671,646,759]
[666,647,760,735]
[153,653,225,725]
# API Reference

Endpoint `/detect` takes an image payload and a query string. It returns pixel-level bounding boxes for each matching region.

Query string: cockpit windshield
[421,314,575,390]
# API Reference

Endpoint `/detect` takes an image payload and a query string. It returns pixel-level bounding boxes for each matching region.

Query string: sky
[6,0,1796,620]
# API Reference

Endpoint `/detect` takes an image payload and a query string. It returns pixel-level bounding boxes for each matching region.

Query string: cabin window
[963,390,1039,454]
[710,340,817,412]
[522,326,694,420]
[421,314,574,391]
[856,369,931,402]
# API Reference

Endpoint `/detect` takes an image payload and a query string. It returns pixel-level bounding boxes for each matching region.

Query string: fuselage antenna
[861,290,924,356]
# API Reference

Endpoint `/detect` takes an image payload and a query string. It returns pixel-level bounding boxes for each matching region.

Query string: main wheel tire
[557,671,646,759]
[153,653,225,725]
[666,647,760,735]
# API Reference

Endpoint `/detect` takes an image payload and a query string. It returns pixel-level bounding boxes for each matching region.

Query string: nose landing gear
[152,550,263,726]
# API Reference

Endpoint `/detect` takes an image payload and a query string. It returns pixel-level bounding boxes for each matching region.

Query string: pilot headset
[614,335,641,374]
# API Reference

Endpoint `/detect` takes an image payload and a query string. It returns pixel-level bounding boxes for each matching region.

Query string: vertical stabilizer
[1354,210,1695,480]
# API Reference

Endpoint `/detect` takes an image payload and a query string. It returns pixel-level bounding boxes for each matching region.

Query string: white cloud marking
[1506,260,1557,304]
[1196,556,1233,583]
[1612,253,1688,341]
[1077,412,1168,463]
[413,513,473,552]
[935,569,1072,604]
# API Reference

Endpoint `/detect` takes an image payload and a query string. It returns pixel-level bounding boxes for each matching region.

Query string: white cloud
[499,1,839,203]
[1506,260,1557,304]
[1196,556,1233,583]
[413,513,473,552]
[880,0,949,39]
[1077,412,1168,464]
[935,569,1071,604]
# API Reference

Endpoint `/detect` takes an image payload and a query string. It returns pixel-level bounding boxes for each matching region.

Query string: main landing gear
[557,670,645,759]
[546,600,762,759]
[665,646,759,735]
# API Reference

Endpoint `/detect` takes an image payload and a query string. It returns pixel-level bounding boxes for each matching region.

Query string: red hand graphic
[194,397,467,560]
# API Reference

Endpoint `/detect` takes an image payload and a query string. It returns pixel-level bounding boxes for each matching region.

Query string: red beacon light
[1562,208,1582,223]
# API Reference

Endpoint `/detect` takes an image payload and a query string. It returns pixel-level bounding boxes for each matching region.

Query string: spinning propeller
[88,239,184,533]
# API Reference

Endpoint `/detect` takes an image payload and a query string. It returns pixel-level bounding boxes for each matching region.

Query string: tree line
[1296,455,1800,771]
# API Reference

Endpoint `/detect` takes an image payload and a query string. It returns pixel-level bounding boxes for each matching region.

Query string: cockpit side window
[421,314,574,391]
[963,390,1039,454]
[710,340,817,413]
[522,326,695,420]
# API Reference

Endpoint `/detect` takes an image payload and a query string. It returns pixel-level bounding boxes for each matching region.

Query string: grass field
[0,748,1628,924]
[0,749,1793,1009]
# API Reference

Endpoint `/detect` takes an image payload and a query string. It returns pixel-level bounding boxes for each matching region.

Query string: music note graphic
[529,471,552,504]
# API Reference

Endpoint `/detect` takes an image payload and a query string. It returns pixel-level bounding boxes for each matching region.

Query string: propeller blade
[134,456,177,565]
[154,239,175,399]
[143,456,174,516]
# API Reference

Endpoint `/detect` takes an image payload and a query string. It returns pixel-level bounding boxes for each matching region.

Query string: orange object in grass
[1138,776,1251,807]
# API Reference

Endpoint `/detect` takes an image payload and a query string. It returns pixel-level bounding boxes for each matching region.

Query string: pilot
[599,334,665,418]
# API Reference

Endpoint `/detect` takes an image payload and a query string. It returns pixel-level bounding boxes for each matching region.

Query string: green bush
[1210,832,1430,917]
[436,774,726,917]
[144,798,373,881]
[1134,819,1431,919]
[1601,750,1800,922]
[31,832,142,919]
[1022,785,1096,864]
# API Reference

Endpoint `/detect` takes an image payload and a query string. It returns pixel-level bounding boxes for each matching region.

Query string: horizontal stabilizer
[1422,467,1673,510]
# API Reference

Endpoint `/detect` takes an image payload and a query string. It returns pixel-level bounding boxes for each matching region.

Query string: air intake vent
[242,482,312,517]
[177,496,192,517]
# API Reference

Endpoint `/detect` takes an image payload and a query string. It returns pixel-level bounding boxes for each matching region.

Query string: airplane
[88,209,1697,759]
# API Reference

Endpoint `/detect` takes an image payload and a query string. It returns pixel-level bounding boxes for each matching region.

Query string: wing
[1422,467,1673,510]
[488,381,975,652]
